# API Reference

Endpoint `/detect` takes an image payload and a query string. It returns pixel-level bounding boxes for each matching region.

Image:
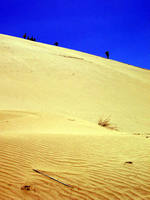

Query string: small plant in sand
[23,33,27,39]
[98,117,118,131]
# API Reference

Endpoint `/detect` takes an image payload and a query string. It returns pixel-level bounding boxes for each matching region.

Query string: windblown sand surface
[0,34,150,200]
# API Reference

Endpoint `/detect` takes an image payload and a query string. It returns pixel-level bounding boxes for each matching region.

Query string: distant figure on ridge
[30,36,34,41]
[54,42,59,46]
[23,33,27,39]
[105,51,109,59]
[27,36,30,40]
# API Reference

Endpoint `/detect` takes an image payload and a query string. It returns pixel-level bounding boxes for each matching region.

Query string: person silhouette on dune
[105,51,109,59]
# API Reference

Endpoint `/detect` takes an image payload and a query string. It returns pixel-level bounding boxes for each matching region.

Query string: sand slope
[0,34,150,133]
[1,132,150,200]
[0,34,150,200]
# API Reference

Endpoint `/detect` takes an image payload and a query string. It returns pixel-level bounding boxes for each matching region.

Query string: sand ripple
[0,134,150,199]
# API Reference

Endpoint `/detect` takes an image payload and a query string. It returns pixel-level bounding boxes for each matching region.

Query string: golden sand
[0,34,150,200]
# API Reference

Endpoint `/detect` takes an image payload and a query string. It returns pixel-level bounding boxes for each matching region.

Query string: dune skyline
[0,34,150,199]
[1,0,150,69]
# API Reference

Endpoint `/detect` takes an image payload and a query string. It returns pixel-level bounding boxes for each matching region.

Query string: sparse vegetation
[23,33,36,41]
[30,36,34,41]
[98,117,118,131]
[124,161,133,164]
[54,42,59,46]
[21,185,31,191]
[23,33,27,39]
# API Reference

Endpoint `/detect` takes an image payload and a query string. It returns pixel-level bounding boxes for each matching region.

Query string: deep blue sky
[1,0,150,69]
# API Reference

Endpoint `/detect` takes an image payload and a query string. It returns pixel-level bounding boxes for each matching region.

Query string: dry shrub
[98,117,118,131]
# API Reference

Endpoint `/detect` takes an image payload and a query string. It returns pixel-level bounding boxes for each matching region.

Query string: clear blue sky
[1,0,150,69]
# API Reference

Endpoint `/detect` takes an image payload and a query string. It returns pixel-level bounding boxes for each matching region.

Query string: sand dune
[0,34,150,200]
[1,34,150,133]
[1,131,150,200]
